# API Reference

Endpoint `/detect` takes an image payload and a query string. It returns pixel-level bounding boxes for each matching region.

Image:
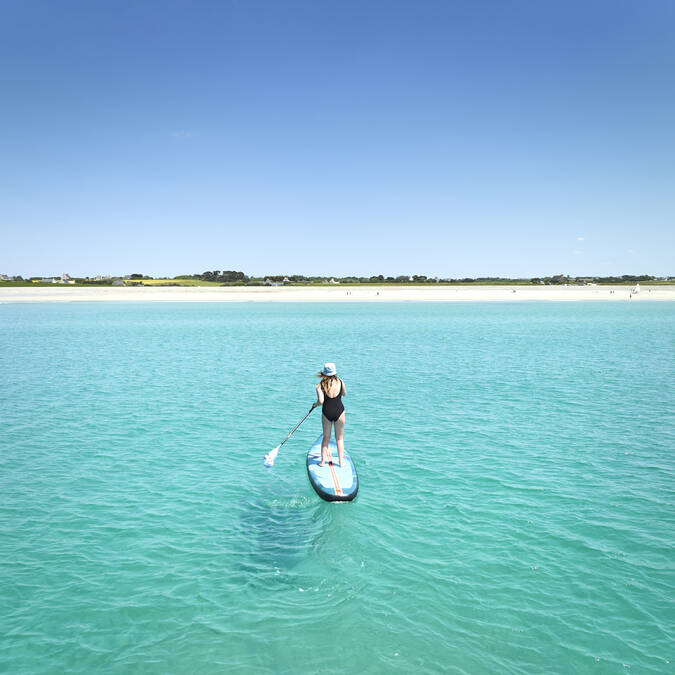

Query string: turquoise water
[1,302,673,674]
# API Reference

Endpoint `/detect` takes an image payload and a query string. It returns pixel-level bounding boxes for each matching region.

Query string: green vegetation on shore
[1,272,672,287]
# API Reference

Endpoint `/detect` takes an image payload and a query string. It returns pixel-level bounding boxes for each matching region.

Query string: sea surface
[1,302,673,674]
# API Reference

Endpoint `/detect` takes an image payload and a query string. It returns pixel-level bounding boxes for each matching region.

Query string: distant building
[0,274,12,281]
[112,279,124,286]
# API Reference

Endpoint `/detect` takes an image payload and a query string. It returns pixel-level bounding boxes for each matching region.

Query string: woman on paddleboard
[315,362,346,467]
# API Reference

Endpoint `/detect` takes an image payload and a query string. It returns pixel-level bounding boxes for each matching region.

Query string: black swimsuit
[322,380,345,422]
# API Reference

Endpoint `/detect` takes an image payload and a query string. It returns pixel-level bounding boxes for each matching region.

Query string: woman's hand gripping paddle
[263,403,319,468]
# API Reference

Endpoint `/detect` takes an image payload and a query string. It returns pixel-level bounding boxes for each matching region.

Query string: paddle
[263,403,319,468]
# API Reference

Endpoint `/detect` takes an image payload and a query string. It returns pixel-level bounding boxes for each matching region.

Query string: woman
[315,362,346,467]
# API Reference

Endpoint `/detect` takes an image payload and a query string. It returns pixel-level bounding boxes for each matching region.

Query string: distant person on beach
[315,362,346,467]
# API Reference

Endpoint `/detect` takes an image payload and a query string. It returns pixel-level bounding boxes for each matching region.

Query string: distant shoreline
[1,285,674,303]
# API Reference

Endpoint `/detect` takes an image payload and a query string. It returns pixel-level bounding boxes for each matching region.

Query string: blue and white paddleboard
[306,434,358,502]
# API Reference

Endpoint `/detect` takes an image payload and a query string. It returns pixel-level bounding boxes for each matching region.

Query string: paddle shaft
[278,404,318,448]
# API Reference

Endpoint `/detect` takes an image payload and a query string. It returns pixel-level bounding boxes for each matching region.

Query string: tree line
[172,271,667,285]
[3,272,670,286]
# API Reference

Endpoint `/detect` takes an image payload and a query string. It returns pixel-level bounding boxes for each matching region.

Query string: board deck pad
[306,434,358,502]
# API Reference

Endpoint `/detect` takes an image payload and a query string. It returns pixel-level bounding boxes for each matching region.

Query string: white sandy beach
[1,285,674,303]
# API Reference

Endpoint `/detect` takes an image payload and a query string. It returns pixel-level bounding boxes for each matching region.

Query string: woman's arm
[315,384,324,406]
[341,379,346,396]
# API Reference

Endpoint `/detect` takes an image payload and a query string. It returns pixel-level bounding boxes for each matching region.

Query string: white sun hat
[321,362,337,376]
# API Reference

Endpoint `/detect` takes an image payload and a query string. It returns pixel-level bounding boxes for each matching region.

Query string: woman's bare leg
[334,413,345,467]
[320,414,332,466]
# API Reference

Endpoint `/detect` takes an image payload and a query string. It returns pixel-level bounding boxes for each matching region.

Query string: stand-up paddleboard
[306,434,358,502]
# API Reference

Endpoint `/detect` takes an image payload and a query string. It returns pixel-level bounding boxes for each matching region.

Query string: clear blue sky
[1,0,673,278]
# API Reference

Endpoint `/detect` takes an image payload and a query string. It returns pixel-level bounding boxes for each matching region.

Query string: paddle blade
[263,446,279,468]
